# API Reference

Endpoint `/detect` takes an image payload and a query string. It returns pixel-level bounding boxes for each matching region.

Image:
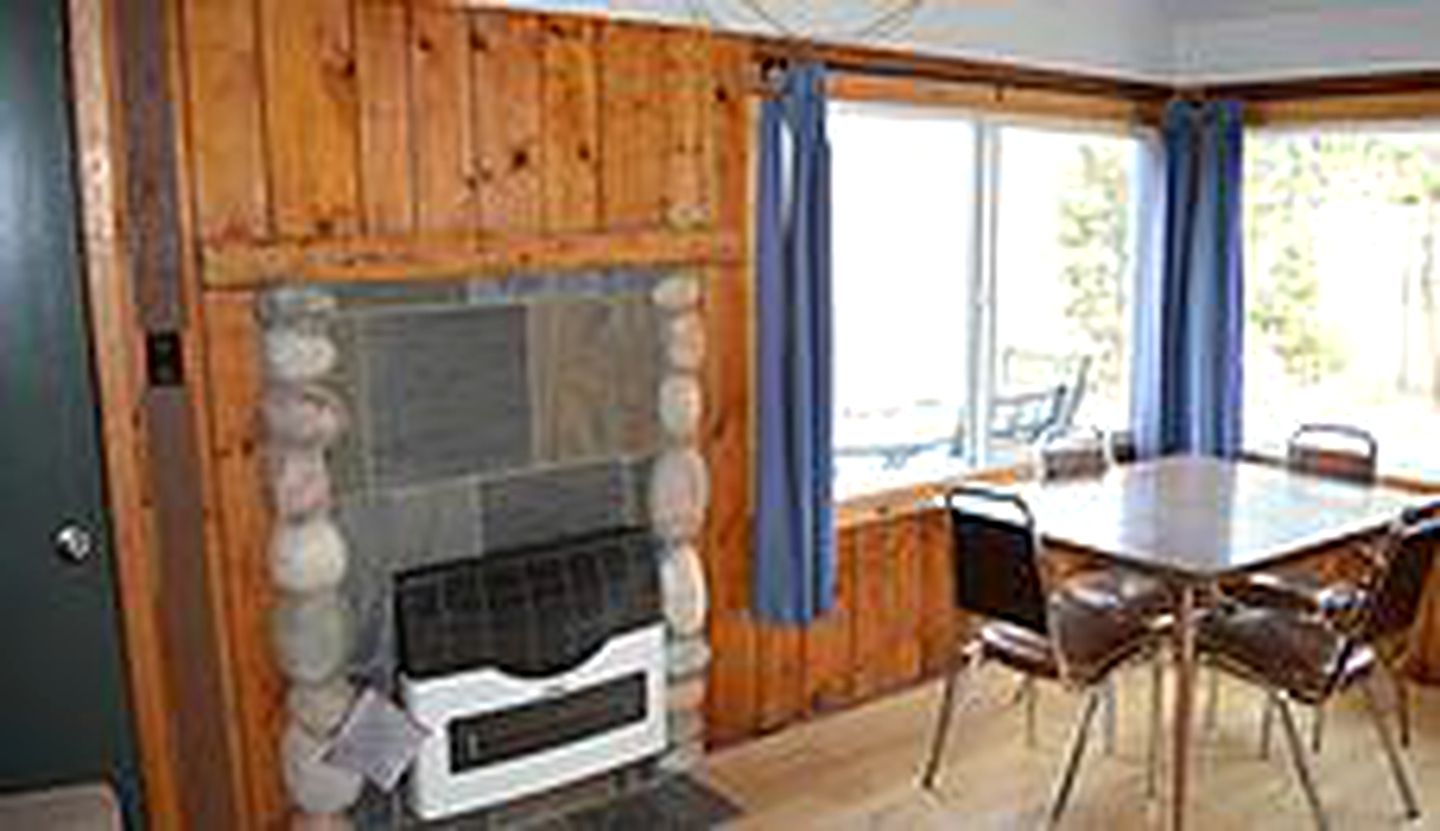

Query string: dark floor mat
[533,775,742,831]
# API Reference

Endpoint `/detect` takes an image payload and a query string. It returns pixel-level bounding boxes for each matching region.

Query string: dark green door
[0,0,144,824]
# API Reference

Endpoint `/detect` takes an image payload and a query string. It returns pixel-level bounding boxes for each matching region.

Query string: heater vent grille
[448,672,648,773]
[395,527,661,679]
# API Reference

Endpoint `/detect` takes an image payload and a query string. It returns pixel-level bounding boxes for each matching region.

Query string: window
[830,103,1147,497]
[830,105,976,498]
[1244,128,1440,477]
[992,126,1142,465]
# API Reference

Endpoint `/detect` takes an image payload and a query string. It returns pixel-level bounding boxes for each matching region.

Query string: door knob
[54,523,96,564]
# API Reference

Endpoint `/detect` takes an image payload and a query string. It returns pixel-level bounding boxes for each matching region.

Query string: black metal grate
[395,527,661,679]
[448,673,648,774]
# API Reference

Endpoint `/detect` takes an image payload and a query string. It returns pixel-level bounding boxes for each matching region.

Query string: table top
[1017,456,1420,580]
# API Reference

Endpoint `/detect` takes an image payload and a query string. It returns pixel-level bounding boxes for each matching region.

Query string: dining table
[1016,455,1422,831]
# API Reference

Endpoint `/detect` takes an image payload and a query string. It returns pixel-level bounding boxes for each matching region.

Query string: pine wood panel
[411,3,477,231]
[202,227,741,287]
[663,28,716,229]
[200,291,283,825]
[355,0,415,234]
[701,37,760,746]
[598,24,667,228]
[178,0,269,241]
[802,525,857,713]
[472,11,543,232]
[539,16,601,232]
[259,0,360,238]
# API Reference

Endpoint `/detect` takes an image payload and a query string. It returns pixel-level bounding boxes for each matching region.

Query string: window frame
[827,92,1155,510]
[1240,119,1440,483]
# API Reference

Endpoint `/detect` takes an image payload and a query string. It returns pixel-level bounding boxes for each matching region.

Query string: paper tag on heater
[322,688,430,791]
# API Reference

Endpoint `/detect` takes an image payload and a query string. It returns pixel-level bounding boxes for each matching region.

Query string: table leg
[1171,584,1196,831]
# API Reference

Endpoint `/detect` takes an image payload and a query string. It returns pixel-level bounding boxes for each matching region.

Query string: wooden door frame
[67,0,242,826]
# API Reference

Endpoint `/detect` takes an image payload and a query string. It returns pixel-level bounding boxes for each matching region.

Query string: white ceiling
[501,0,1440,82]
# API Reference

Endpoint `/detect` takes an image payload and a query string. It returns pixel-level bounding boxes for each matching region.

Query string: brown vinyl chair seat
[1066,569,1173,623]
[1221,570,1366,619]
[1198,606,1376,706]
[982,591,1156,689]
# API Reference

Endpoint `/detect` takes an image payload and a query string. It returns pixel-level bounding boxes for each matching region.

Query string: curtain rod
[746,37,1173,105]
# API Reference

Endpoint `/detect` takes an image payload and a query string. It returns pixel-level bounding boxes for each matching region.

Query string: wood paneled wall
[92,1,1440,822]
[178,1,724,244]
[168,1,771,823]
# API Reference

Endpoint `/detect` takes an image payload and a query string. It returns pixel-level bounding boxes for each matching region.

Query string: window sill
[1240,450,1440,496]
[835,463,1032,530]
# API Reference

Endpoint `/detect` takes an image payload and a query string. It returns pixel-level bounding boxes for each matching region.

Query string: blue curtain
[1132,99,1245,458]
[753,63,835,625]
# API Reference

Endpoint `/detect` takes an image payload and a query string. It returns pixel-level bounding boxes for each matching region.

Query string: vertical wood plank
[597,24,666,228]
[701,38,758,747]
[200,291,284,826]
[756,620,806,732]
[851,520,889,699]
[355,0,414,234]
[884,512,924,688]
[663,28,715,229]
[540,16,600,232]
[919,508,961,674]
[802,524,856,713]
[411,5,477,232]
[472,11,543,232]
[259,0,361,238]
[179,0,270,241]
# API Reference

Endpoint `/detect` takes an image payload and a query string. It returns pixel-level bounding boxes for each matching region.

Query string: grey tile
[332,281,467,312]
[530,299,624,463]
[623,457,654,527]
[360,305,531,488]
[609,293,663,456]
[327,316,370,496]
[337,479,482,686]
[529,294,663,465]
[480,461,632,552]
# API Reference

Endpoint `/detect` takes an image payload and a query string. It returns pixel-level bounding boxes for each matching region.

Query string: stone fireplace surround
[257,268,711,825]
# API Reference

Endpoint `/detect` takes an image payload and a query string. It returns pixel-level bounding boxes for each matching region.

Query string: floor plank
[704,662,1440,829]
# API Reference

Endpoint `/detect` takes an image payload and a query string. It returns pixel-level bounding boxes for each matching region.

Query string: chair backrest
[1287,423,1378,484]
[945,485,1048,635]
[1358,512,1440,644]
[1036,426,1108,482]
[1323,505,1440,696]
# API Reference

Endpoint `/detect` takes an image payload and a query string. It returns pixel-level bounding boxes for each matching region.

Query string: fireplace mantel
[203,228,742,289]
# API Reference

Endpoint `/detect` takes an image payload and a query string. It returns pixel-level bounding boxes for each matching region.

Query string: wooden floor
[702,661,1440,829]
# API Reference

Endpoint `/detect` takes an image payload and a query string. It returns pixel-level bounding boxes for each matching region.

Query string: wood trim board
[202,227,742,288]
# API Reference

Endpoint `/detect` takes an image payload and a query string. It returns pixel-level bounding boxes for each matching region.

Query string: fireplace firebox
[395,528,667,820]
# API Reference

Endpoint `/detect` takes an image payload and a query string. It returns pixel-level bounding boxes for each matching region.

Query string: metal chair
[920,485,1165,825]
[1034,430,1174,752]
[1218,424,1383,749]
[1198,504,1440,829]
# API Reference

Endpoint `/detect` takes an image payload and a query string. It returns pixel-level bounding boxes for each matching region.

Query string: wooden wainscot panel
[701,36,760,747]
[199,290,284,825]
[355,0,416,235]
[472,10,544,232]
[177,0,270,242]
[540,15,601,232]
[202,227,742,288]
[412,2,478,231]
[259,0,361,238]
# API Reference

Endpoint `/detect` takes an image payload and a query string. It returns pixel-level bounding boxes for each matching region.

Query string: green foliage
[1056,142,1130,397]
[1245,135,1346,383]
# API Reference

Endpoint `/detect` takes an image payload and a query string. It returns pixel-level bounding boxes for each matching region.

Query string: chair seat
[1065,568,1173,621]
[981,592,1153,688]
[981,621,1060,680]
[1198,606,1375,705]
[1223,571,1366,618]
